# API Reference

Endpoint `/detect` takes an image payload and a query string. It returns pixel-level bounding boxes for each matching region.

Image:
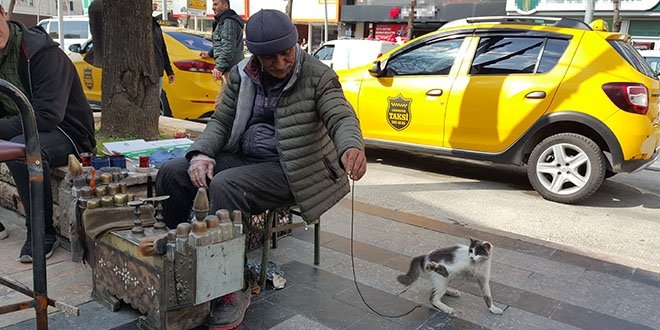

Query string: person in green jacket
[156,9,366,330]
[200,0,244,107]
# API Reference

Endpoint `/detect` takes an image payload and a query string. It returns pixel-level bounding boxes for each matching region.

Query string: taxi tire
[160,90,172,117]
[527,133,606,204]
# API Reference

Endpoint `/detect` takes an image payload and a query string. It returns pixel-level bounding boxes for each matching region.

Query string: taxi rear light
[602,83,648,115]
[173,60,214,73]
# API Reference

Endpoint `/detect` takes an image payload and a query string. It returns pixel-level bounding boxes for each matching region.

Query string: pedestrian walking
[199,0,244,106]
[152,3,175,96]
[156,9,366,329]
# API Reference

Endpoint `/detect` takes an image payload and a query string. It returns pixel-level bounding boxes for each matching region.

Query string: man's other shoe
[19,234,60,263]
[0,222,7,240]
[208,288,251,330]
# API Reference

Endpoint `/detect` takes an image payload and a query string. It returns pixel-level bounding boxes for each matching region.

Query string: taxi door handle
[525,91,546,99]
[426,89,443,97]
[652,93,660,97]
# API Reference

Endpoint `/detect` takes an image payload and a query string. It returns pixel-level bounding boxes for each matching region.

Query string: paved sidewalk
[1,198,660,330]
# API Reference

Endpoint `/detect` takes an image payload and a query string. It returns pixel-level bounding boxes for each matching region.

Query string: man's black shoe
[19,233,60,263]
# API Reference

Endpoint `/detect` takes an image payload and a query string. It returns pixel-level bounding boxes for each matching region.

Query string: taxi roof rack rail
[442,16,592,31]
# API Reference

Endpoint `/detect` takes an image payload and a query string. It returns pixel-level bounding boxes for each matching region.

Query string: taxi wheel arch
[527,133,606,204]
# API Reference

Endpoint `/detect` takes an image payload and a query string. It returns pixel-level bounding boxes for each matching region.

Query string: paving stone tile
[632,268,660,289]
[346,313,416,330]
[279,261,354,296]
[262,284,368,329]
[269,314,333,330]
[495,248,585,283]
[235,298,298,330]
[334,278,438,329]
[550,250,634,280]
[420,312,489,330]
[614,295,660,330]
[489,307,582,330]
[321,234,401,265]
[551,301,656,330]
[4,301,140,330]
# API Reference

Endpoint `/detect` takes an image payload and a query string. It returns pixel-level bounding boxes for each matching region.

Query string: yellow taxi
[338,16,660,204]
[68,27,220,120]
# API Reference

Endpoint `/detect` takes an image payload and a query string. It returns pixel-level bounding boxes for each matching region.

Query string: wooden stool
[258,207,320,290]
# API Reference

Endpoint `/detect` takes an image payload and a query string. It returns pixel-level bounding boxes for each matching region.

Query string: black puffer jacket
[0,21,96,155]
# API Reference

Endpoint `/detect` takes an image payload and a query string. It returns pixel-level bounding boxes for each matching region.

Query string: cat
[397,237,503,315]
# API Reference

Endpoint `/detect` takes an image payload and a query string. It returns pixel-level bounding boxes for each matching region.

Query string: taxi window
[471,37,548,75]
[167,32,212,51]
[313,45,335,61]
[47,21,89,39]
[384,38,464,76]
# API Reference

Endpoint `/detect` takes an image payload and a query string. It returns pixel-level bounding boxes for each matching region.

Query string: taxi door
[444,33,572,152]
[356,36,471,147]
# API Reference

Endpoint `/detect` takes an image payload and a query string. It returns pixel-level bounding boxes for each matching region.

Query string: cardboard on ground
[102,138,193,159]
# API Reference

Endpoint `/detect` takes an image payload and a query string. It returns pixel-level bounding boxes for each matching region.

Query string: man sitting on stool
[155,9,367,330]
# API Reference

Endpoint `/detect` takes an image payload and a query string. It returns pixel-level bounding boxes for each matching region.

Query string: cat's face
[468,238,492,263]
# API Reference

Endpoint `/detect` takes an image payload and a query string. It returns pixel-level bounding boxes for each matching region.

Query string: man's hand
[341,148,367,181]
[212,68,224,81]
[187,154,216,188]
[167,74,175,84]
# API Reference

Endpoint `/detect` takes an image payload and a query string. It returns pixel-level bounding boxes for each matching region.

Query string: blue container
[91,156,110,170]
[109,155,127,169]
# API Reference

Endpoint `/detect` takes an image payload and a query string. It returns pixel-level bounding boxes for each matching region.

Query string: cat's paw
[431,301,454,314]
[445,288,461,297]
[489,305,503,315]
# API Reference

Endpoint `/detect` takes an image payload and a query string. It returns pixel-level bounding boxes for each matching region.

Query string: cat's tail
[397,255,425,286]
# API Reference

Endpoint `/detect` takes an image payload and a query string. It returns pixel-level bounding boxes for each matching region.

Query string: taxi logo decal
[83,67,93,90]
[387,94,411,130]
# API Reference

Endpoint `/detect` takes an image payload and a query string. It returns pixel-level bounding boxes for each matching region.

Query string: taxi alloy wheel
[527,133,605,204]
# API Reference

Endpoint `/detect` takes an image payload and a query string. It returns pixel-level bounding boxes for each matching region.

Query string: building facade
[506,0,660,39]
[1,0,85,27]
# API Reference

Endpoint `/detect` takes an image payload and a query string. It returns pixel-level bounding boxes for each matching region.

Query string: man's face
[256,47,296,79]
[212,0,228,15]
[0,7,9,52]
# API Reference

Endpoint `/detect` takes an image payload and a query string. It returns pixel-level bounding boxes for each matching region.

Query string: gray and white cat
[397,238,503,315]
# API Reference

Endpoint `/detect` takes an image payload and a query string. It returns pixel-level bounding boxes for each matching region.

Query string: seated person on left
[0,4,96,262]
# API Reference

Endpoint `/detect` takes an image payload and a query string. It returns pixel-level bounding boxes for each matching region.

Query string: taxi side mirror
[69,43,83,53]
[369,60,382,77]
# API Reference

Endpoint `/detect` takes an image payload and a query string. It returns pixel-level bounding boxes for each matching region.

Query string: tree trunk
[612,0,622,32]
[407,0,415,41]
[100,0,160,140]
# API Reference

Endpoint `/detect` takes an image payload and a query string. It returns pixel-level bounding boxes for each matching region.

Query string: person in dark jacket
[0,5,96,263]
[200,0,244,106]
[156,9,366,329]
[153,3,174,93]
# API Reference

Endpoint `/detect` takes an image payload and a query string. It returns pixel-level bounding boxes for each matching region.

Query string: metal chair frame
[0,79,49,330]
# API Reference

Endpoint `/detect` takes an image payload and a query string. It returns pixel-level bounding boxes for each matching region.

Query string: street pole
[162,0,167,20]
[323,0,328,43]
[612,0,621,32]
[58,0,64,51]
[584,0,594,23]
[407,0,415,41]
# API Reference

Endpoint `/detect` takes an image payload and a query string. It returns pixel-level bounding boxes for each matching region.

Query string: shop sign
[508,0,660,14]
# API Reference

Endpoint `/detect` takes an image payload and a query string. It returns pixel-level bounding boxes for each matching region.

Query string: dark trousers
[7,130,77,234]
[155,153,295,229]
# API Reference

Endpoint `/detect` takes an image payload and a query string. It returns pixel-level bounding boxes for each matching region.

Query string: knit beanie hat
[245,9,298,56]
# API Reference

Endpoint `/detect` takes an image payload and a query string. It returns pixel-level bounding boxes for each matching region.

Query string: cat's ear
[469,237,476,244]
[483,242,492,252]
